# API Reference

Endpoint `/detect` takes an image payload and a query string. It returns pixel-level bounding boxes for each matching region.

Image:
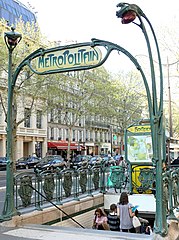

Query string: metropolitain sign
[36,46,102,73]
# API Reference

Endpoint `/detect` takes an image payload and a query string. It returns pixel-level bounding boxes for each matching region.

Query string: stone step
[3,224,154,240]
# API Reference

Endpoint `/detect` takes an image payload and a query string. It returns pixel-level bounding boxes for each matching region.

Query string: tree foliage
[0,19,48,170]
[158,25,179,137]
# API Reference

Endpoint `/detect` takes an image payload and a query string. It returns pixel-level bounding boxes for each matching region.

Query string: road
[0,170,6,188]
[0,170,6,214]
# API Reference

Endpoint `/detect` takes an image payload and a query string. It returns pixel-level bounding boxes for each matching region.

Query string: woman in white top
[117,192,135,233]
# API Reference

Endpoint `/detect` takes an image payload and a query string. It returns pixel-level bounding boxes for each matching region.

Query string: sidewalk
[0,224,154,240]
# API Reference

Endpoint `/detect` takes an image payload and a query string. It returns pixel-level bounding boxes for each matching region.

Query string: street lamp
[116,3,167,236]
[1,27,22,221]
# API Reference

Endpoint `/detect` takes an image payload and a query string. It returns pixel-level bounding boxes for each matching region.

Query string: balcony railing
[0,125,6,133]
[85,121,109,129]
[18,127,46,136]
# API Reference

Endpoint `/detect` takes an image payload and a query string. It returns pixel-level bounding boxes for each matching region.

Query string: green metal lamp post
[116,3,167,236]
[0,27,22,221]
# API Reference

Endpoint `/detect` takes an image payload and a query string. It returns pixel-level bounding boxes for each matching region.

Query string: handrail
[29,184,85,229]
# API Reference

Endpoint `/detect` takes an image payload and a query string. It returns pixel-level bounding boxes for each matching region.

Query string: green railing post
[167,170,178,221]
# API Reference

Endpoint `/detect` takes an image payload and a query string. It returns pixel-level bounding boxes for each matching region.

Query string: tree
[42,66,113,164]
[0,19,48,170]
[109,71,147,147]
[158,25,179,137]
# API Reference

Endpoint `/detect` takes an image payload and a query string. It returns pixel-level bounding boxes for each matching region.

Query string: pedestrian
[132,208,141,233]
[132,208,149,233]
[107,204,120,231]
[92,208,109,230]
[117,192,135,233]
[118,156,126,168]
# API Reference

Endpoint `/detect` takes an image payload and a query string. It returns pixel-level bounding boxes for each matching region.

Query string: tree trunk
[120,134,124,155]
[67,127,72,167]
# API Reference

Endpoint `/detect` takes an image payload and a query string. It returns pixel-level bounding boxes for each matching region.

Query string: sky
[19,0,179,42]
[18,0,179,74]
[17,0,179,81]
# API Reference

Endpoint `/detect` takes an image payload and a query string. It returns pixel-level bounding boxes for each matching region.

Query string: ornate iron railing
[14,164,115,211]
[14,164,179,221]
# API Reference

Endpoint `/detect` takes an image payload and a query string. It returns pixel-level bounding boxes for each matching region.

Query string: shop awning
[48,141,85,150]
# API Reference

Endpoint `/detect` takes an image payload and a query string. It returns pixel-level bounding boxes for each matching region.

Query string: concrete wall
[1,194,104,228]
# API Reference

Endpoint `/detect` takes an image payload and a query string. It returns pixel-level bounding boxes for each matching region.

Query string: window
[86,130,88,141]
[90,131,93,141]
[79,118,82,126]
[72,130,76,141]
[36,110,42,129]
[79,131,82,142]
[1,8,10,21]
[58,128,62,140]
[72,112,75,123]
[66,129,68,140]
[95,131,98,141]
[100,132,103,142]
[50,128,54,140]
[24,108,30,128]
[50,109,54,122]
[105,132,108,142]
[58,109,61,123]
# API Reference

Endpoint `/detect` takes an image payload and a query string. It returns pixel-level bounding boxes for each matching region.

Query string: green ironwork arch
[12,38,153,120]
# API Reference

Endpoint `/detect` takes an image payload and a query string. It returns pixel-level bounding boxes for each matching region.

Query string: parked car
[72,155,91,169]
[16,156,40,169]
[89,155,115,167]
[89,155,103,167]
[0,157,7,170]
[34,155,67,172]
[102,156,116,166]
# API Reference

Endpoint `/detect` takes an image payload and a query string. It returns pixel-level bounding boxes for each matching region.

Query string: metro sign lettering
[36,46,102,72]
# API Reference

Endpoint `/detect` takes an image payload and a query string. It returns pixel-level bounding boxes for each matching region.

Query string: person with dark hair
[132,209,141,233]
[117,192,135,233]
[132,209,149,233]
[92,208,109,230]
[107,204,120,231]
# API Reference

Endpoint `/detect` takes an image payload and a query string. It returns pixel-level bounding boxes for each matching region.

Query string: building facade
[0,0,47,160]
[0,92,47,159]
[47,109,123,158]
[0,0,36,26]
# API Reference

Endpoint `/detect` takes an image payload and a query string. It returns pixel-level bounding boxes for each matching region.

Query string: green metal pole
[1,48,16,220]
[139,14,167,236]
[116,3,167,236]
[0,28,22,221]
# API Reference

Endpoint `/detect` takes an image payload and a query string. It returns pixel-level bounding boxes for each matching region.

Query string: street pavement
[0,170,6,215]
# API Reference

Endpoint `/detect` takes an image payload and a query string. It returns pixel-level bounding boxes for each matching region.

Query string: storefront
[48,141,85,158]
[101,143,111,155]
[85,142,95,155]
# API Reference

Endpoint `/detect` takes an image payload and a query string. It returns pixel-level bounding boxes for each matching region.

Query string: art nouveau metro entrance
[1,3,179,238]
